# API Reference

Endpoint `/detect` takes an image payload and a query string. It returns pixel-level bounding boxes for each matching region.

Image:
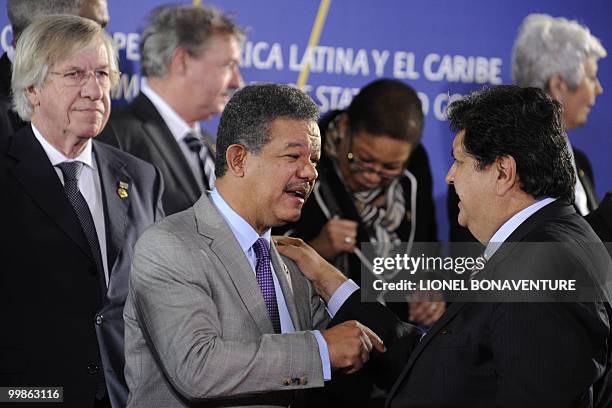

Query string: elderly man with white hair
[0,15,163,408]
[449,13,607,244]
[512,13,606,215]
[0,0,110,138]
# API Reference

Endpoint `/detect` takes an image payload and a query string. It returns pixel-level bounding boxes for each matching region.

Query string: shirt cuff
[326,279,359,317]
[312,330,332,381]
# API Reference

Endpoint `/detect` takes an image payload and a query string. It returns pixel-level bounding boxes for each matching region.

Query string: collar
[31,124,95,170]
[484,197,556,260]
[210,188,271,253]
[141,79,200,142]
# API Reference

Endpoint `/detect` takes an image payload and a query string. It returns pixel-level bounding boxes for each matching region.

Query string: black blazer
[98,93,214,216]
[386,201,612,408]
[0,126,164,408]
[0,52,27,140]
[586,192,612,258]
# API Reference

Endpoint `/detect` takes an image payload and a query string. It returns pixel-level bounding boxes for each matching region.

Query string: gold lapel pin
[117,181,129,199]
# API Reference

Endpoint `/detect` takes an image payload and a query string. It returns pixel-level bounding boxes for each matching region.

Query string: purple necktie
[253,238,281,333]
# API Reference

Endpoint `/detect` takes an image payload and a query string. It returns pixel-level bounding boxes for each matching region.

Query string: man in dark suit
[0,0,109,138]
[587,192,612,258]
[0,15,163,408]
[449,14,607,244]
[98,5,243,215]
[280,86,612,407]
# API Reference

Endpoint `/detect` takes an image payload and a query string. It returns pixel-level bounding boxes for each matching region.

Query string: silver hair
[512,13,607,90]
[11,14,119,120]
[140,4,244,78]
[7,0,86,41]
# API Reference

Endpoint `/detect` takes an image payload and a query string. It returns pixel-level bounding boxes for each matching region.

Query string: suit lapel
[270,244,305,331]
[387,200,577,406]
[578,170,599,212]
[194,194,275,334]
[387,301,466,403]
[94,142,131,276]
[133,94,201,203]
[7,127,92,259]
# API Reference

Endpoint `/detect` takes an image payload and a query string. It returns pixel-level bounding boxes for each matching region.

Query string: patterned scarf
[325,114,407,258]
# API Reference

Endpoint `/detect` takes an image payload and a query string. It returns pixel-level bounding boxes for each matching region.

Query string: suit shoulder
[107,106,146,133]
[110,100,139,119]
[573,148,594,182]
[94,141,157,175]
[529,211,599,243]
[136,208,197,248]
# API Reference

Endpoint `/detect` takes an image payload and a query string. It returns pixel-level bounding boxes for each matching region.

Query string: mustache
[284,181,313,200]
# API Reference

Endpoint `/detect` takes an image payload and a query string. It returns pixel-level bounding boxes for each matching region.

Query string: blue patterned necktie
[252,238,281,333]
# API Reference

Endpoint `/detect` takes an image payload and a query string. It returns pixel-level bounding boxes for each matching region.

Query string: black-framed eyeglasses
[345,131,406,181]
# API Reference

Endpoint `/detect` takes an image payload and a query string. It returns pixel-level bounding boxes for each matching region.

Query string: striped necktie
[183,131,216,190]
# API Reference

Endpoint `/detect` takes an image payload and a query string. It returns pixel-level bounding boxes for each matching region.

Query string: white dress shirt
[565,136,589,215]
[484,197,557,260]
[32,124,109,285]
[141,79,209,190]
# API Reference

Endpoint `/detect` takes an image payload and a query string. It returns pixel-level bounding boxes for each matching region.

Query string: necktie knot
[253,238,271,261]
[183,132,204,154]
[57,161,84,182]
[183,131,216,190]
[469,252,487,279]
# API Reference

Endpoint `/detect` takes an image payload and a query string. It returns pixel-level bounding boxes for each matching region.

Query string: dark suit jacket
[587,192,612,257]
[386,201,612,408]
[98,93,213,216]
[0,52,27,141]
[0,126,164,408]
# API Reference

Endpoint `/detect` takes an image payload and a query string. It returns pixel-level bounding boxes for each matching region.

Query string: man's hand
[308,218,358,260]
[321,320,386,374]
[275,236,347,302]
[409,291,446,327]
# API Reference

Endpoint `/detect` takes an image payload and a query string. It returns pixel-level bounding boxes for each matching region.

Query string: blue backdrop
[1,0,610,240]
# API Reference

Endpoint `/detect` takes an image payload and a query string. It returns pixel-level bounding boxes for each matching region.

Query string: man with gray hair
[512,13,605,215]
[449,13,607,243]
[124,83,418,407]
[0,0,109,137]
[0,15,163,408]
[99,4,243,216]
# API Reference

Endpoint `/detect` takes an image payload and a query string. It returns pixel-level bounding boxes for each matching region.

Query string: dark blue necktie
[56,161,107,399]
[56,161,105,285]
[253,238,281,333]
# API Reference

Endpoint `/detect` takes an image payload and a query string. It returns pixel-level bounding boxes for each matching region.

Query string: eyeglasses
[48,69,119,89]
[345,131,406,181]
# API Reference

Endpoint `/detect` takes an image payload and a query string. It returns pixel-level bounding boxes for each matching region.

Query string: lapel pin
[117,181,129,199]
[282,263,289,275]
